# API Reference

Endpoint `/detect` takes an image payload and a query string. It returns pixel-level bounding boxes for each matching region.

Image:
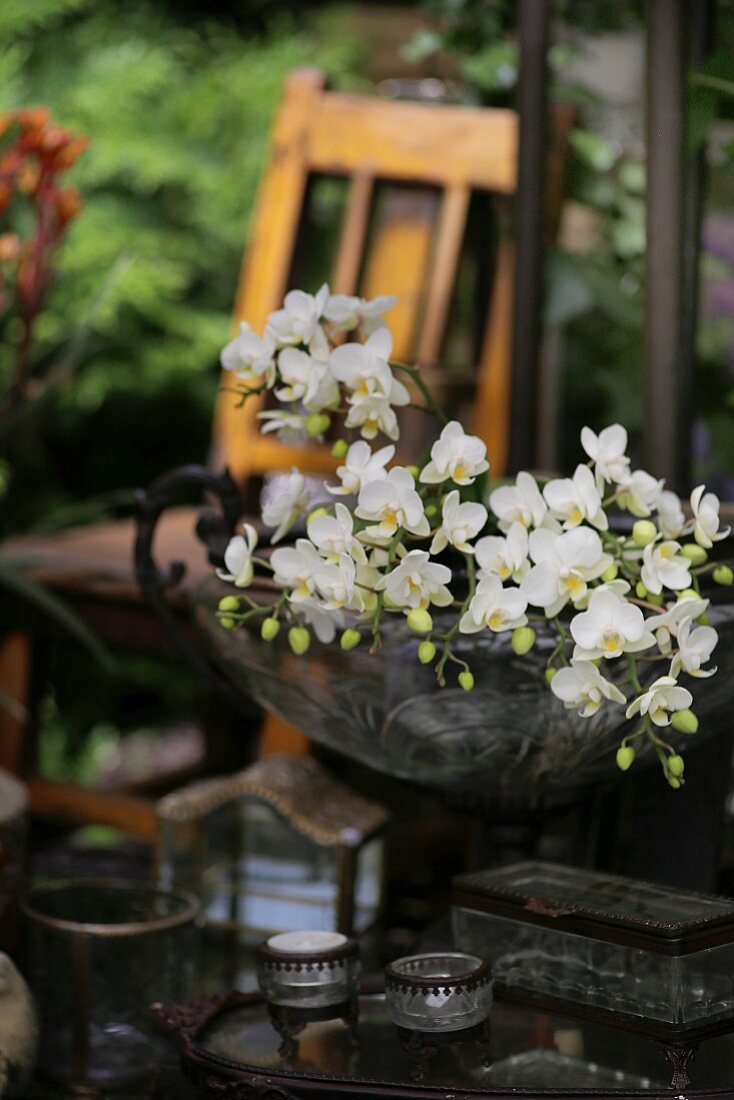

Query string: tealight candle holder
[385,952,493,1081]
[255,931,361,1058]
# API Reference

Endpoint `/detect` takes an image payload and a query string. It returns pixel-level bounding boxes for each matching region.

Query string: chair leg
[0,632,32,776]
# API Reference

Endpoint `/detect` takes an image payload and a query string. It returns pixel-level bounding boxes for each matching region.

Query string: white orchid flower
[377,549,453,611]
[298,597,345,643]
[313,552,357,610]
[308,503,366,565]
[690,485,730,548]
[355,466,430,539]
[328,440,395,497]
[640,540,691,595]
[220,322,276,387]
[344,391,402,441]
[657,490,685,540]
[275,347,339,412]
[267,284,329,347]
[257,410,306,441]
[626,675,693,727]
[671,617,718,679]
[459,575,528,634]
[475,522,530,584]
[550,659,626,717]
[430,491,488,555]
[419,421,490,486]
[271,539,325,602]
[330,328,410,405]
[571,588,655,660]
[489,471,550,533]
[615,469,664,517]
[543,464,608,531]
[218,523,258,588]
[580,423,630,485]
[324,293,397,334]
[262,468,310,543]
[645,596,710,655]
[521,528,612,617]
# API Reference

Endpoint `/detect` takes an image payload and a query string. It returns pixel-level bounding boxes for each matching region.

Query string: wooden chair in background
[0,68,571,835]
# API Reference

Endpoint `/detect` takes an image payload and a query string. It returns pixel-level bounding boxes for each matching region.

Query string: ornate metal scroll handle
[134,463,247,710]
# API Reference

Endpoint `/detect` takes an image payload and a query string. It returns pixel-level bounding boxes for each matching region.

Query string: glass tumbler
[23,877,199,1090]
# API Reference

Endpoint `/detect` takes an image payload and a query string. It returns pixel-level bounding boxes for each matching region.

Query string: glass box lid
[452,862,734,955]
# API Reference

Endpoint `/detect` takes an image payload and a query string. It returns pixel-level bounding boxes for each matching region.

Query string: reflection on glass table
[179,991,734,1096]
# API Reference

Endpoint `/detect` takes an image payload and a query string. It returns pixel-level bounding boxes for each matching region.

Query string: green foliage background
[0,0,362,535]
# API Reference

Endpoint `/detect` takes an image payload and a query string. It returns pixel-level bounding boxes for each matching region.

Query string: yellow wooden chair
[0,68,572,836]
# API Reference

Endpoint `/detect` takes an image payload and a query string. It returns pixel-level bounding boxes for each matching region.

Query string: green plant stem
[435,553,476,685]
[391,361,448,425]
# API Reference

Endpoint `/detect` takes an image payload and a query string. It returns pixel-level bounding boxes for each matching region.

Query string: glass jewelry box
[452,861,734,1031]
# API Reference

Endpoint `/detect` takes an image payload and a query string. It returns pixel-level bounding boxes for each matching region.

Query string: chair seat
[1,506,214,606]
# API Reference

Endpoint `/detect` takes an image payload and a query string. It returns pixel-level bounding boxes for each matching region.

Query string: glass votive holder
[385,952,493,1033]
[23,877,199,1091]
[256,931,361,1009]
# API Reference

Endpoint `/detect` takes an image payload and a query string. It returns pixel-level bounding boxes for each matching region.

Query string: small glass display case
[156,753,388,988]
[452,861,734,1033]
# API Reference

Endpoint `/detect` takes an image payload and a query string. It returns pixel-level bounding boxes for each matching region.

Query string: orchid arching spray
[215,285,733,789]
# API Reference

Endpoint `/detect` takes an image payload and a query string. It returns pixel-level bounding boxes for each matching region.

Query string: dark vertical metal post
[644,1,685,485]
[676,1,714,491]
[508,0,550,473]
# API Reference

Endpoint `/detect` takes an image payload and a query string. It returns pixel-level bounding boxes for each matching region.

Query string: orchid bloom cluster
[215,287,734,788]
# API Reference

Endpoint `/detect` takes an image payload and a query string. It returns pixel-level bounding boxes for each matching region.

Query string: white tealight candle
[267,931,348,955]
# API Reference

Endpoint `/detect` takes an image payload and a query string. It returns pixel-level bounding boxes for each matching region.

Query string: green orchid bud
[331,439,349,459]
[511,626,536,656]
[219,616,236,630]
[406,465,420,479]
[616,745,635,772]
[261,617,280,641]
[632,520,657,547]
[218,595,240,613]
[305,413,331,438]
[601,564,618,583]
[406,608,433,634]
[671,708,698,734]
[458,670,475,692]
[544,667,557,684]
[681,544,707,565]
[667,775,682,789]
[288,626,311,655]
[308,507,328,522]
[425,503,438,519]
[647,592,664,606]
[667,754,685,778]
[677,588,699,601]
[340,628,361,651]
[418,640,437,664]
[635,581,648,599]
[699,613,710,625]
[713,565,734,586]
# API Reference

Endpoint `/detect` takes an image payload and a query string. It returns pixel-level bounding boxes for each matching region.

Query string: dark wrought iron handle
[134,463,250,711]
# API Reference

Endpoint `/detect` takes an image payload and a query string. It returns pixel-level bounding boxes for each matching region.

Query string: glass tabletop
[195,992,734,1095]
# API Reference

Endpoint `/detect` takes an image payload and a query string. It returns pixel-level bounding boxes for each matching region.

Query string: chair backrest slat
[416,184,471,368]
[331,172,375,296]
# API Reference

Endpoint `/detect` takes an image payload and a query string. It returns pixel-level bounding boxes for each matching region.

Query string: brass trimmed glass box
[452,861,734,1032]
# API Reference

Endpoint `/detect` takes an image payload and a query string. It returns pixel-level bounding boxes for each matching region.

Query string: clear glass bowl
[385,952,493,1032]
[194,580,734,809]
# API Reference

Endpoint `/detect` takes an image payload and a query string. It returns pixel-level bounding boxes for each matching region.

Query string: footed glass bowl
[194,580,734,809]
